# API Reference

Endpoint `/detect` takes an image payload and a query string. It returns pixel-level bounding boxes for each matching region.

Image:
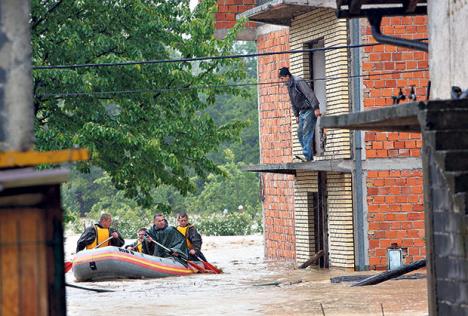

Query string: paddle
[94,236,115,249]
[64,236,114,273]
[146,237,205,273]
[194,255,222,274]
[65,282,115,293]
[126,240,142,252]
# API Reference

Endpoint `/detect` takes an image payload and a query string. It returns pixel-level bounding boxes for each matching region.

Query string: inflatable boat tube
[72,246,201,282]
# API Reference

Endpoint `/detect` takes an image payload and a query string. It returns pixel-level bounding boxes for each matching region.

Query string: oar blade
[202,261,222,274]
[187,260,206,273]
[64,261,73,273]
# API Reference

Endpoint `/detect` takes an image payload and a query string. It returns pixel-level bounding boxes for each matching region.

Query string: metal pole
[351,18,368,271]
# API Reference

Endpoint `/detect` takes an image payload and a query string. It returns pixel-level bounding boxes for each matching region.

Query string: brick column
[215,1,256,40]
[257,28,296,260]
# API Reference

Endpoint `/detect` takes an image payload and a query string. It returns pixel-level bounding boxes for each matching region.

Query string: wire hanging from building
[32,39,427,71]
[36,68,429,99]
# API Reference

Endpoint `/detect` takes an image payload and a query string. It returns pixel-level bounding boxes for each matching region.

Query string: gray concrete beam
[0,0,33,151]
[214,28,257,41]
[243,157,422,175]
[363,157,422,170]
[320,102,422,132]
[243,159,352,174]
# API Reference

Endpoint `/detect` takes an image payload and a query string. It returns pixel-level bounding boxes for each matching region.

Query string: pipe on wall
[368,15,429,52]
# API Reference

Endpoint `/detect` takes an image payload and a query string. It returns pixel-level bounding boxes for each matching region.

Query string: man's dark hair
[278,67,291,77]
[177,211,188,219]
[138,227,147,233]
[153,213,164,220]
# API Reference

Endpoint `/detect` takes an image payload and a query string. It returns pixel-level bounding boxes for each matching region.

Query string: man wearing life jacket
[146,213,189,258]
[76,213,125,252]
[176,211,207,261]
[125,228,154,255]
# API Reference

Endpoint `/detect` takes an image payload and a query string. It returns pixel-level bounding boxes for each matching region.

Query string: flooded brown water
[65,235,428,316]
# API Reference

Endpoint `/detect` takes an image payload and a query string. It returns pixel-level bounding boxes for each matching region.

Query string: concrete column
[0,0,33,151]
[428,1,468,99]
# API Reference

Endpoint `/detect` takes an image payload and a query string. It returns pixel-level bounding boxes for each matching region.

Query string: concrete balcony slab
[238,0,336,26]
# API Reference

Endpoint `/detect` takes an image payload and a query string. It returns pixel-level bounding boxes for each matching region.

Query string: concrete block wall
[419,100,468,315]
[258,28,297,260]
[361,16,429,269]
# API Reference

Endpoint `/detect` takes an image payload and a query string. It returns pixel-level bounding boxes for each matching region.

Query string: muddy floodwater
[65,234,428,315]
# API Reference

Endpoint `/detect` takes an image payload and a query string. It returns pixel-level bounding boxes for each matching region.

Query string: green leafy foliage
[32,0,250,207]
[63,151,263,237]
[207,41,259,165]
[45,1,263,235]
[63,170,153,237]
[195,211,261,236]
[185,149,261,215]
[62,167,106,217]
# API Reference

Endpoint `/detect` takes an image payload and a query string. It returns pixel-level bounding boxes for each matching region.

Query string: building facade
[215,0,428,270]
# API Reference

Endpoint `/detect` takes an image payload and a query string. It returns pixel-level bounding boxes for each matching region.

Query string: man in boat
[76,213,125,252]
[146,213,189,258]
[176,211,207,261]
[125,227,154,255]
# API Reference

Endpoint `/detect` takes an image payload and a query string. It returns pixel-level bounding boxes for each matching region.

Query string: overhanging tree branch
[31,0,63,30]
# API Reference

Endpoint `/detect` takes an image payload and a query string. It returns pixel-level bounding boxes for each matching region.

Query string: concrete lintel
[243,159,352,174]
[320,102,422,132]
[363,157,422,170]
[243,162,297,174]
[0,168,69,191]
[238,0,336,26]
[244,157,422,175]
[256,24,289,37]
[214,28,257,41]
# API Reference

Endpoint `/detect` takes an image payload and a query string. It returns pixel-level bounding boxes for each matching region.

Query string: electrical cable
[35,68,428,99]
[32,39,427,71]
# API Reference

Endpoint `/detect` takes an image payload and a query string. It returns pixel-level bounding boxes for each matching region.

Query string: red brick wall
[367,170,426,269]
[258,29,296,260]
[262,173,296,259]
[215,0,256,30]
[362,16,428,269]
[362,16,428,159]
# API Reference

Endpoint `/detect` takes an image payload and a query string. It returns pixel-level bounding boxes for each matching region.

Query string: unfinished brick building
[215,0,428,270]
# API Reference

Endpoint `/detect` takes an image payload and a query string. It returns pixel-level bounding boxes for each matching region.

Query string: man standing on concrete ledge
[279,67,321,161]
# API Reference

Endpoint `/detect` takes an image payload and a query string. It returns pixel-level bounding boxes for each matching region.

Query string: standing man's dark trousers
[297,109,317,161]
